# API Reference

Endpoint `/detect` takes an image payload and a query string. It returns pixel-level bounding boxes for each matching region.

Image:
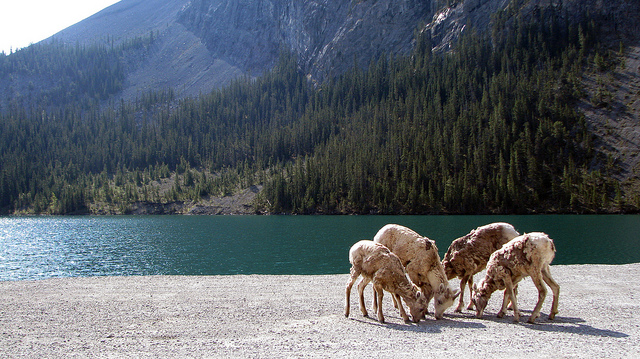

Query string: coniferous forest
[0,7,636,215]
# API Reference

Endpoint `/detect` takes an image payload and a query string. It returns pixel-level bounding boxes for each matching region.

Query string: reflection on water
[0,215,638,281]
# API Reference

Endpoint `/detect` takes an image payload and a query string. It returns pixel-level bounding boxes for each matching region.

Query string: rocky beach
[1,263,638,358]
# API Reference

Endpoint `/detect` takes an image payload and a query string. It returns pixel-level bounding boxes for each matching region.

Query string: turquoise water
[0,215,638,281]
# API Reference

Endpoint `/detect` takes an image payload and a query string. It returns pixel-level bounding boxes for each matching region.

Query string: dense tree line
[0,7,635,214]
[0,34,155,112]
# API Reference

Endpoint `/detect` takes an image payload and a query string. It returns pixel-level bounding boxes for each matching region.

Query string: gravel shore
[1,264,639,358]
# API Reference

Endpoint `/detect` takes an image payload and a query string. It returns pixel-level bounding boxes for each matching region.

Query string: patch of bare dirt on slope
[127,185,263,215]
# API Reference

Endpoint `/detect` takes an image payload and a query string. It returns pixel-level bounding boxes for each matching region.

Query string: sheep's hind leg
[528,273,548,324]
[542,265,560,320]
[357,277,371,317]
[345,267,360,318]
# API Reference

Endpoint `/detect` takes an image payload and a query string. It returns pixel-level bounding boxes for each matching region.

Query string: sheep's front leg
[420,283,434,315]
[466,276,476,310]
[378,288,400,310]
[371,286,378,313]
[455,275,468,312]
[375,285,385,323]
[497,289,510,318]
[542,265,560,320]
[503,276,519,322]
[529,273,548,324]
[394,294,410,322]
[357,277,371,317]
[506,284,518,310]
[391,293,400,309]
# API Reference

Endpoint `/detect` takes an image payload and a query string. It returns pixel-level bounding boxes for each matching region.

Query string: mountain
[1,0,640,215]
[51,0,242,99]
[47,0,439,99]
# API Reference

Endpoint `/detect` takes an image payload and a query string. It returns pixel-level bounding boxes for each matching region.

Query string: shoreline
[1,264,639,358]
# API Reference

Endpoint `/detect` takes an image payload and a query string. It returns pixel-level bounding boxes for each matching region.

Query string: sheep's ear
[439,283,445,292]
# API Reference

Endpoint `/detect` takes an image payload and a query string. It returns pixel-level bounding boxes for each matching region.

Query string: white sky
[0,0,121,54]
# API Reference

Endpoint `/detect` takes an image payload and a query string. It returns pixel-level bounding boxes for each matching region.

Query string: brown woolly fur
[345,240,429,323]
[442,222,520,312]
[471,232,560,324]
[373,224,459,319]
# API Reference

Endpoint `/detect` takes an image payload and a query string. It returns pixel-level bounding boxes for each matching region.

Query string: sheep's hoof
[496,311,505,318]
[548,312,557,320]
[527,318,536,324]
[454,306,463,313]
[466,303,475,310]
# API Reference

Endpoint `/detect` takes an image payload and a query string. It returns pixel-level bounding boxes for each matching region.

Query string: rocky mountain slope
[176,0,437,81]
[52,0,243,99]
[52,0,446,97]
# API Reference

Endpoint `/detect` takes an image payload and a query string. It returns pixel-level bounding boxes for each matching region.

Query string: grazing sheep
[345,240,429,323]
[373,224,459,319]
[471,232,560,323]
[442,222,520,312]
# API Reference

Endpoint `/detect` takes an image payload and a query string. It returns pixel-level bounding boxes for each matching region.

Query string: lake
[0,215,638,281]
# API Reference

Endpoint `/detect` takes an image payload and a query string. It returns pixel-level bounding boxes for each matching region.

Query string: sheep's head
[471,283,489,318]
[409,291,429,323]
[433,283,460,320]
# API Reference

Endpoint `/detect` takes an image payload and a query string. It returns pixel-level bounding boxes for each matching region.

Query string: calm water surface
[0,215,638,281]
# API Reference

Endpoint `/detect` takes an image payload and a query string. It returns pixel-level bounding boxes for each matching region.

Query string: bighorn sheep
[442,222,520,312]
[345,240,429,323]
[373,224,459,319]
[471,232,560,323]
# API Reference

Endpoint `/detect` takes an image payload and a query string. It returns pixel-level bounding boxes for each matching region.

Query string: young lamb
[373,224,459,319]
[442,222,520,312]
[471,232,560,323]
[345,240,429,323]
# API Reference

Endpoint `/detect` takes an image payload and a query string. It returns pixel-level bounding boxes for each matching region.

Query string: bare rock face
[176,0,435,81]
[49,0,437,94]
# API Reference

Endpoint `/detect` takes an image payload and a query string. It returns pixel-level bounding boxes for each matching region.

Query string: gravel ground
[1,264,639,358]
